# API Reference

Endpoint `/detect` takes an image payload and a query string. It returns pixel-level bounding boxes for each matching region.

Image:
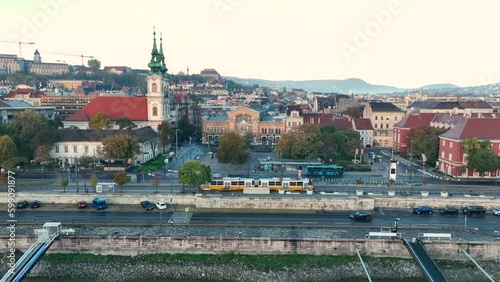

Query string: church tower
[33,49,41,62]
[147,28,171,125]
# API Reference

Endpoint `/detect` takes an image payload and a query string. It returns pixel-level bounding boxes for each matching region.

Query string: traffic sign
[185,207,189,213]
[298,165,303,170]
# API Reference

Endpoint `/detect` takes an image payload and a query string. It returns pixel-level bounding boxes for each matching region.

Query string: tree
[217,131,250,165]
[88,59,101,73]
[60,177,69,193]
[152,176,160,193]
[177,115,195,142]
[34,145,52,165]
[464,140,500,178]
[11,110,48,158]
[157,121,174,151]
[0,135,17,163]
[407,126,445,167]
[89,175,98,192]
[275,124,322,159]
[116,117,137,130]
[101,134,140,159]
[343,106,363,119]
[178,160,211,190]
[78,155,94,168]
[113,171,131,193]
[89,112,109,130]
[1,157,29,169]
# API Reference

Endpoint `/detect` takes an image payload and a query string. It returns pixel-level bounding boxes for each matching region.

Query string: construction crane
[0,38,35,58]
[43,51,94,66]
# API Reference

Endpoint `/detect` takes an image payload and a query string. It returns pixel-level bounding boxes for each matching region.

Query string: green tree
[407,126,445,167]
[177,115,195,142]
[157,121,174,151]
[116,117,137,130]
[101,134,140,159]
[87,59,101,73]
[89,112,109,130]
[178,160,211,189]
[60,177,69,193]
[217,131,250,165]
[1,157,29,169]
[464,140,500,178]
[113,171,131,193]
[276,124,322,159]
[89,175,98,191]
[78,155,94,168]
[33,145,52,165]
[11,110,48,158]
[0,135,17,163]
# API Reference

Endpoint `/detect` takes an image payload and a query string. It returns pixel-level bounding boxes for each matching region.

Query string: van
[92,197,107,210]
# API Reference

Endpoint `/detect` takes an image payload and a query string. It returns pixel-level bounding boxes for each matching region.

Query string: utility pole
[75,156,79,193]
[175,129,179,158]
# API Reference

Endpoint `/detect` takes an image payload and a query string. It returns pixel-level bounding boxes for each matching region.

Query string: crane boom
[41,51,94,66]
[0,39,35,58]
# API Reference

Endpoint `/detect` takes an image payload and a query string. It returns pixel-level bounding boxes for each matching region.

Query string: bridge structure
[403,238,448,282]
[1,222,74,282]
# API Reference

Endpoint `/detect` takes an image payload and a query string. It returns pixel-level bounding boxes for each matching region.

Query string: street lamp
[75,156,79,193]
[175,129,179,159]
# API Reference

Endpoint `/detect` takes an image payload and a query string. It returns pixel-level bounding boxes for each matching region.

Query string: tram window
[210,181,217,185]
[290,182,296,186]
[231,181,237,185]
[269,181,276,186]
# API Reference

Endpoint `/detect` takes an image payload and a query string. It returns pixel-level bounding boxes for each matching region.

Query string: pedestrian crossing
[168,212,193,224]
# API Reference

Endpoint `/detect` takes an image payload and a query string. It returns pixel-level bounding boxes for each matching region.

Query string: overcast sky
[1,0,500,88]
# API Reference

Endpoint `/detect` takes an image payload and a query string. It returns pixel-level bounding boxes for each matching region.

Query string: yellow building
[202,105,285,146]
[363,101,405,148]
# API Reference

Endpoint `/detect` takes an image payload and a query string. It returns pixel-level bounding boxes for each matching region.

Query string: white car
[492,207,500,216]
[156,201,167,210]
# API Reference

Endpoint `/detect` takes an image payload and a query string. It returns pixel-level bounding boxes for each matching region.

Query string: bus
[305,165,344,177]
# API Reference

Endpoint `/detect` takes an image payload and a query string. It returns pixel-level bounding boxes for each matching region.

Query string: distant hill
[224,77,401,94]
[224,76,500,95]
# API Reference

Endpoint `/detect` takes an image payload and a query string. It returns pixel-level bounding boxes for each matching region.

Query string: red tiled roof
[394,112,437,128]
[440,118,500,140]
[0,100,10,107]
[65,96,148,121]
[7,88,43,98]
[353,118,373,130]
[332,118,353,130]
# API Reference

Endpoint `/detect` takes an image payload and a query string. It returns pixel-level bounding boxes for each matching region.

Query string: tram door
[224,180,231,190]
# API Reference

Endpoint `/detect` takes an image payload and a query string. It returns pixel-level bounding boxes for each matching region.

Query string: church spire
[148,27,162,73]
[159,33,168,75]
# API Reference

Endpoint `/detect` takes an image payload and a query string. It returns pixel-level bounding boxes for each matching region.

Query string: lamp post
[175,129,179,159]
[75,156,79,193]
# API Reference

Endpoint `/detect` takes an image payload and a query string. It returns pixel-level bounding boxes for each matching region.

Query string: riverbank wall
[1,192,499,210]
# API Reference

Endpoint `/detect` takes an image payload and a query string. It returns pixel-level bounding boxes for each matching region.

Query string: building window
[448,153,452,160]
[386,124,389,129]
[73,146,78,153]
[441,151,445,158]
[450,142,453,148]
[442,140,445,146]
[152,106,158,116]
[55,146,59,153]
[64,146,68,153]
[381,116,384,120]
[151,82,158,92]
[85,145,89,154]
[374,124,377,128]
[375,116,378,120]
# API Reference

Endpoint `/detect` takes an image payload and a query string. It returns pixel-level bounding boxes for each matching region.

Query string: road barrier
[418,233,452,240]
[367,232,401,239]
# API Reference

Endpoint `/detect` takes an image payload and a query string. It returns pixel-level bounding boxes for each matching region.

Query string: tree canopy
[113,171,131,192]
[87,59,101,73]
[216,131,250,165]
[11,110,49,158]
[275,124,323,159]
[407,125,445,167]
[116,117,137,130]
[461,138,500,177]
[178,160,211,187]
[34,145,52,165]
[157,121,174,150]
[0,135,17,163]
[89,112,109,129]
[101,134,140,159]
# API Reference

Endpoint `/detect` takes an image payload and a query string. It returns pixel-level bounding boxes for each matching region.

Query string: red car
[77,201,88,209]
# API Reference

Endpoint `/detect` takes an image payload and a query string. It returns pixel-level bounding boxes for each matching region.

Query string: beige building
[363,101,405,148]
[202,105,285,146]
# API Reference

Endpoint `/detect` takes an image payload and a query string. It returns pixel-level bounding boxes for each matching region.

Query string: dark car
[30,200,41,208]
[439,206,459,215]
[17,200,28,209]
[413,205,433,214]
[140,201,154,211]
[77,201,88,209]
[349,211,372,221]
[462,205,486,215]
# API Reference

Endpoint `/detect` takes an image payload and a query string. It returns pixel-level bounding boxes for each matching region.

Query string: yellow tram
[200,177,313,192]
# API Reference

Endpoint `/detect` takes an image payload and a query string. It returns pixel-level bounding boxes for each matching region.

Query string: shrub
[1,157,29,169]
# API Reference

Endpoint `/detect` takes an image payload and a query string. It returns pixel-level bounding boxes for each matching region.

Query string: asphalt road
[6,208,499,230]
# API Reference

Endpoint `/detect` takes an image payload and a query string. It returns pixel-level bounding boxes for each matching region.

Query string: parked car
[156,201,167,210]
[17,200,28,209]
[30,200,41,208]
[413,205,433,214]
[77,201,88,209]
[492,207,500,216]
[141,201,154,211]
[439,206,459,215]
[462,205,486,215]
[349,211,372,221]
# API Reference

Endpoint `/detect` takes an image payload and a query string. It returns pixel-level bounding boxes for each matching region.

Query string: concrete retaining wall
[1,192,499,210]
[1,236,499,260]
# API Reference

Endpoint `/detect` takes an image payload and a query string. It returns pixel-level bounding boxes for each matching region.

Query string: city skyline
[2,0,500,89]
